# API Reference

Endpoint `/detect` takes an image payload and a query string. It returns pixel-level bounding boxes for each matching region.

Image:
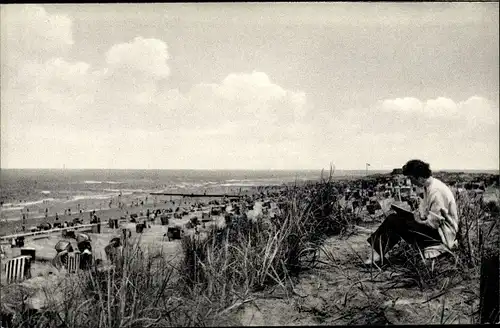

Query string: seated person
[365,159,460,265]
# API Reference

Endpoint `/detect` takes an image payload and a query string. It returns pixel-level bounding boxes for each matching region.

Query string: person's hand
[412,210,427,224]
[439,208,450,222]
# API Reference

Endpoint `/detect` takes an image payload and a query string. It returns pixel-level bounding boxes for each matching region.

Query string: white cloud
[188,71,307,127]
[1,5,73,65]
[424,97,459,117]
[2,30,311,170]
[328,96,498,170]
[380,97,423,113]
[105,36,171,80]
[458,96,499,127]
[379,96,459,117]
[1,5,496,170]
[379,96,498,124]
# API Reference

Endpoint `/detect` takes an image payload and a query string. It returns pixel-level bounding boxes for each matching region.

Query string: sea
[0,169,381,221]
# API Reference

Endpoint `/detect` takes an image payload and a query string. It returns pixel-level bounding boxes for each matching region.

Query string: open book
[390,202,414,216]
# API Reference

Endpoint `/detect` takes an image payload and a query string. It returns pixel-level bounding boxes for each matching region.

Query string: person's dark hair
[402,159,432,179]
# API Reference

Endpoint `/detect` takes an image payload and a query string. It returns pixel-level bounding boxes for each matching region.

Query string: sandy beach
[0,188,246,289]
[0,184,260,236]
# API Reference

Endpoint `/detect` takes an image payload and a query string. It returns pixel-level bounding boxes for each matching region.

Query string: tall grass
[177,169,356,323]
[2,171,352,327]
[4,174,494,326]
[2,241,188,328]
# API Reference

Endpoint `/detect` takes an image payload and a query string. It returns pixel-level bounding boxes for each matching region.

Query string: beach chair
[20,248,36,262]
[3,255,32,284]
[67,251,81,274]
[135,223,145,233]
[160,215,169,225]
[166,227,181,241]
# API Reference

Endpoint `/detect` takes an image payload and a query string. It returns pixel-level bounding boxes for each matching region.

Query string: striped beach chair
[67,251,81,274]
[3,255,32,284]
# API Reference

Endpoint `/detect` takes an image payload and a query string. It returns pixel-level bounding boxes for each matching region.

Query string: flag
[366,163,371,167]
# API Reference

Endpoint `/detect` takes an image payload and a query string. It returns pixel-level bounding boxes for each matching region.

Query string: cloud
[186,71,307,129]
[378,96,498,126]
[1,4,495,171]
[326,95,498,170]
[105,36,171,81]
[1,5,73,65]
[2,29,311,169]
[379,96,459,118]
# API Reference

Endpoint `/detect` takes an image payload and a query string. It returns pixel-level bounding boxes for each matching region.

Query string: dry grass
[2,241,189,328]
[2,173,497,327]
[176,169,356,324]
[314,190,496,325]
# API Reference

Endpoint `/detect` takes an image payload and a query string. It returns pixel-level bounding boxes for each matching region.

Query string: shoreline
[0,185,265,237]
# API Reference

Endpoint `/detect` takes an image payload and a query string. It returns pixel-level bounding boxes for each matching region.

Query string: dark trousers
[367,212,441,258]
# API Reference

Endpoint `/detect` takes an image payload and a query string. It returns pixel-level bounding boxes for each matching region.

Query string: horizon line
[1,167,498,172]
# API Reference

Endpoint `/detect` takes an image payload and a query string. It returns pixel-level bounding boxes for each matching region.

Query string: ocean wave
[70,193,120,202]
[220,183,262,187]
[117,189,151,194]
[225,178,285,183]
[0,206,25,212]
[83,180,123,184]
[0,198,57,212]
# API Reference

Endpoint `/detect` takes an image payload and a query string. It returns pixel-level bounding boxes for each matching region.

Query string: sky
[1,3,498,171]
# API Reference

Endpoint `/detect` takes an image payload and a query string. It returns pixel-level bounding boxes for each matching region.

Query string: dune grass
[2,173,498,327]
[176,169,356,324]
[315,189,498,325]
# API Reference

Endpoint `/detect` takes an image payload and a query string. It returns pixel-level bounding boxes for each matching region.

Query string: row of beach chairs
[2,251,82,284]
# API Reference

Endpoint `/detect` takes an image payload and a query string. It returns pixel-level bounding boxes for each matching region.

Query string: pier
[0,223,102,242]
[149,192,245,198]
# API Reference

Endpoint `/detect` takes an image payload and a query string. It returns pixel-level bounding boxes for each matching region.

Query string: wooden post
[479,224,500,324]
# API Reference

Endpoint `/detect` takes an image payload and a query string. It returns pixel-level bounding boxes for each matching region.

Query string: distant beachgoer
[364,159,459,265]
[56,213,59,221]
